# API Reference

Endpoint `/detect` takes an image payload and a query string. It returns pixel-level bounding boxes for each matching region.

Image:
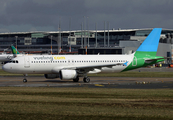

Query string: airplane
[0,46,19,63]
[2,28,165,83]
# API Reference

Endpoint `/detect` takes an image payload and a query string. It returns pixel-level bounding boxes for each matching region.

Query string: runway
[0,76,173,89]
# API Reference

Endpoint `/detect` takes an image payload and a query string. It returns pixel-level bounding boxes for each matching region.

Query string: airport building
[0,28,173,63]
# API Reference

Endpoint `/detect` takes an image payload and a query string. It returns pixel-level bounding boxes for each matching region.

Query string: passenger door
[24,56,30,68]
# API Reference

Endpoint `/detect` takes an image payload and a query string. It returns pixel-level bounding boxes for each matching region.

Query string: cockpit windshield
[9,60,18,63]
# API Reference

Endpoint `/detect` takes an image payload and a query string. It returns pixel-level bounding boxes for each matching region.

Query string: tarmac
[0,67,173,89]
[0,76,173,89]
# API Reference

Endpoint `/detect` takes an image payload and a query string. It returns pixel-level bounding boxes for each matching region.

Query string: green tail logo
[11,46,19,54]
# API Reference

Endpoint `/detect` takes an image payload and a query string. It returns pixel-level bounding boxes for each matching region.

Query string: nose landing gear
[23,79,27,83]
[23,74,28,83]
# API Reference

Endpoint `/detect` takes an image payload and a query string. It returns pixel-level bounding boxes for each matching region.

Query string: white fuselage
[2,54,134,74]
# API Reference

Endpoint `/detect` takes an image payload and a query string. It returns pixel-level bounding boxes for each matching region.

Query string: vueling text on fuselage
[33,56,66,61]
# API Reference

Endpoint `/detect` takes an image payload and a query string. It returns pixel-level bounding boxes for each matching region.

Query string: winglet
[136,28,162,52]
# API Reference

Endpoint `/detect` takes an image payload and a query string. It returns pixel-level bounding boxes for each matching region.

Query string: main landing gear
[73,76,90,83]
[23,74,28,83]
[73,76,79,82]
[83,76,90,83]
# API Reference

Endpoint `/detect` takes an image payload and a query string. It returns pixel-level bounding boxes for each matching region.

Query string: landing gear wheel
[73,77,79,82]
[23,74,28,83]
[23,79,27,83]
[83,77,90,83]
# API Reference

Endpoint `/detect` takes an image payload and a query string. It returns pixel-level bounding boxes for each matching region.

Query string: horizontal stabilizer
[145,57,165,64]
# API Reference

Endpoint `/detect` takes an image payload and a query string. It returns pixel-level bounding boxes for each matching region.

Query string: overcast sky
[0,0,173,33]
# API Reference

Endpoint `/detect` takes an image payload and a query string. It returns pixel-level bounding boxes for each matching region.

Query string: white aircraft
[0,53,13,62]
[0,46,19,63]
[2,28,164,83]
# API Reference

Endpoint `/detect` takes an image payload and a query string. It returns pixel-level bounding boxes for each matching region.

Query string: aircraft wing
[63,63,126,74]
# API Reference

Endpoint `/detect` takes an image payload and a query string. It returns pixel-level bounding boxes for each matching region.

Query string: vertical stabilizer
[10,46,19,54]
[122,28,164,72]
[136,28,162,56]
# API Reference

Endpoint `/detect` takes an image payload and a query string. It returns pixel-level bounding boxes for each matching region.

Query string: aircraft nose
[2,64,11,72]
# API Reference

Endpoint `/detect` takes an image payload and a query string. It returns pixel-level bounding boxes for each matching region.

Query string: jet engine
[44,74,59,79]
[59,70,77,80]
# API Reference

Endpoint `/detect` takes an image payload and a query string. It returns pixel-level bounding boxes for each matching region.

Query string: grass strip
[0,87,173,120]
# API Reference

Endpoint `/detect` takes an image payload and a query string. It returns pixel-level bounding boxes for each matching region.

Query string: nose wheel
[23,79,27,83]
[23,74,28,83]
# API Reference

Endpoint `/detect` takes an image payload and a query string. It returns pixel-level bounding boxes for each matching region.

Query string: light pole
[87,17,89,47]
[15,36,18,55]
[51,35,53,55]
[95,22,97,48]
[69,17,71,52]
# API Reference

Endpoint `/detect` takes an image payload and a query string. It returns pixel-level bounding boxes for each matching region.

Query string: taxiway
[0,76,173,89]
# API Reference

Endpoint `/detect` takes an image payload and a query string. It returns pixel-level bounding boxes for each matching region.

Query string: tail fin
[10,46,19,54]
[136,28,162,56]
[122,28,164,72]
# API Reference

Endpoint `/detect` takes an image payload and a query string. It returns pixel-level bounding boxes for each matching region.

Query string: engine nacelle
[44,74,59,79]
[59,70,77,80]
